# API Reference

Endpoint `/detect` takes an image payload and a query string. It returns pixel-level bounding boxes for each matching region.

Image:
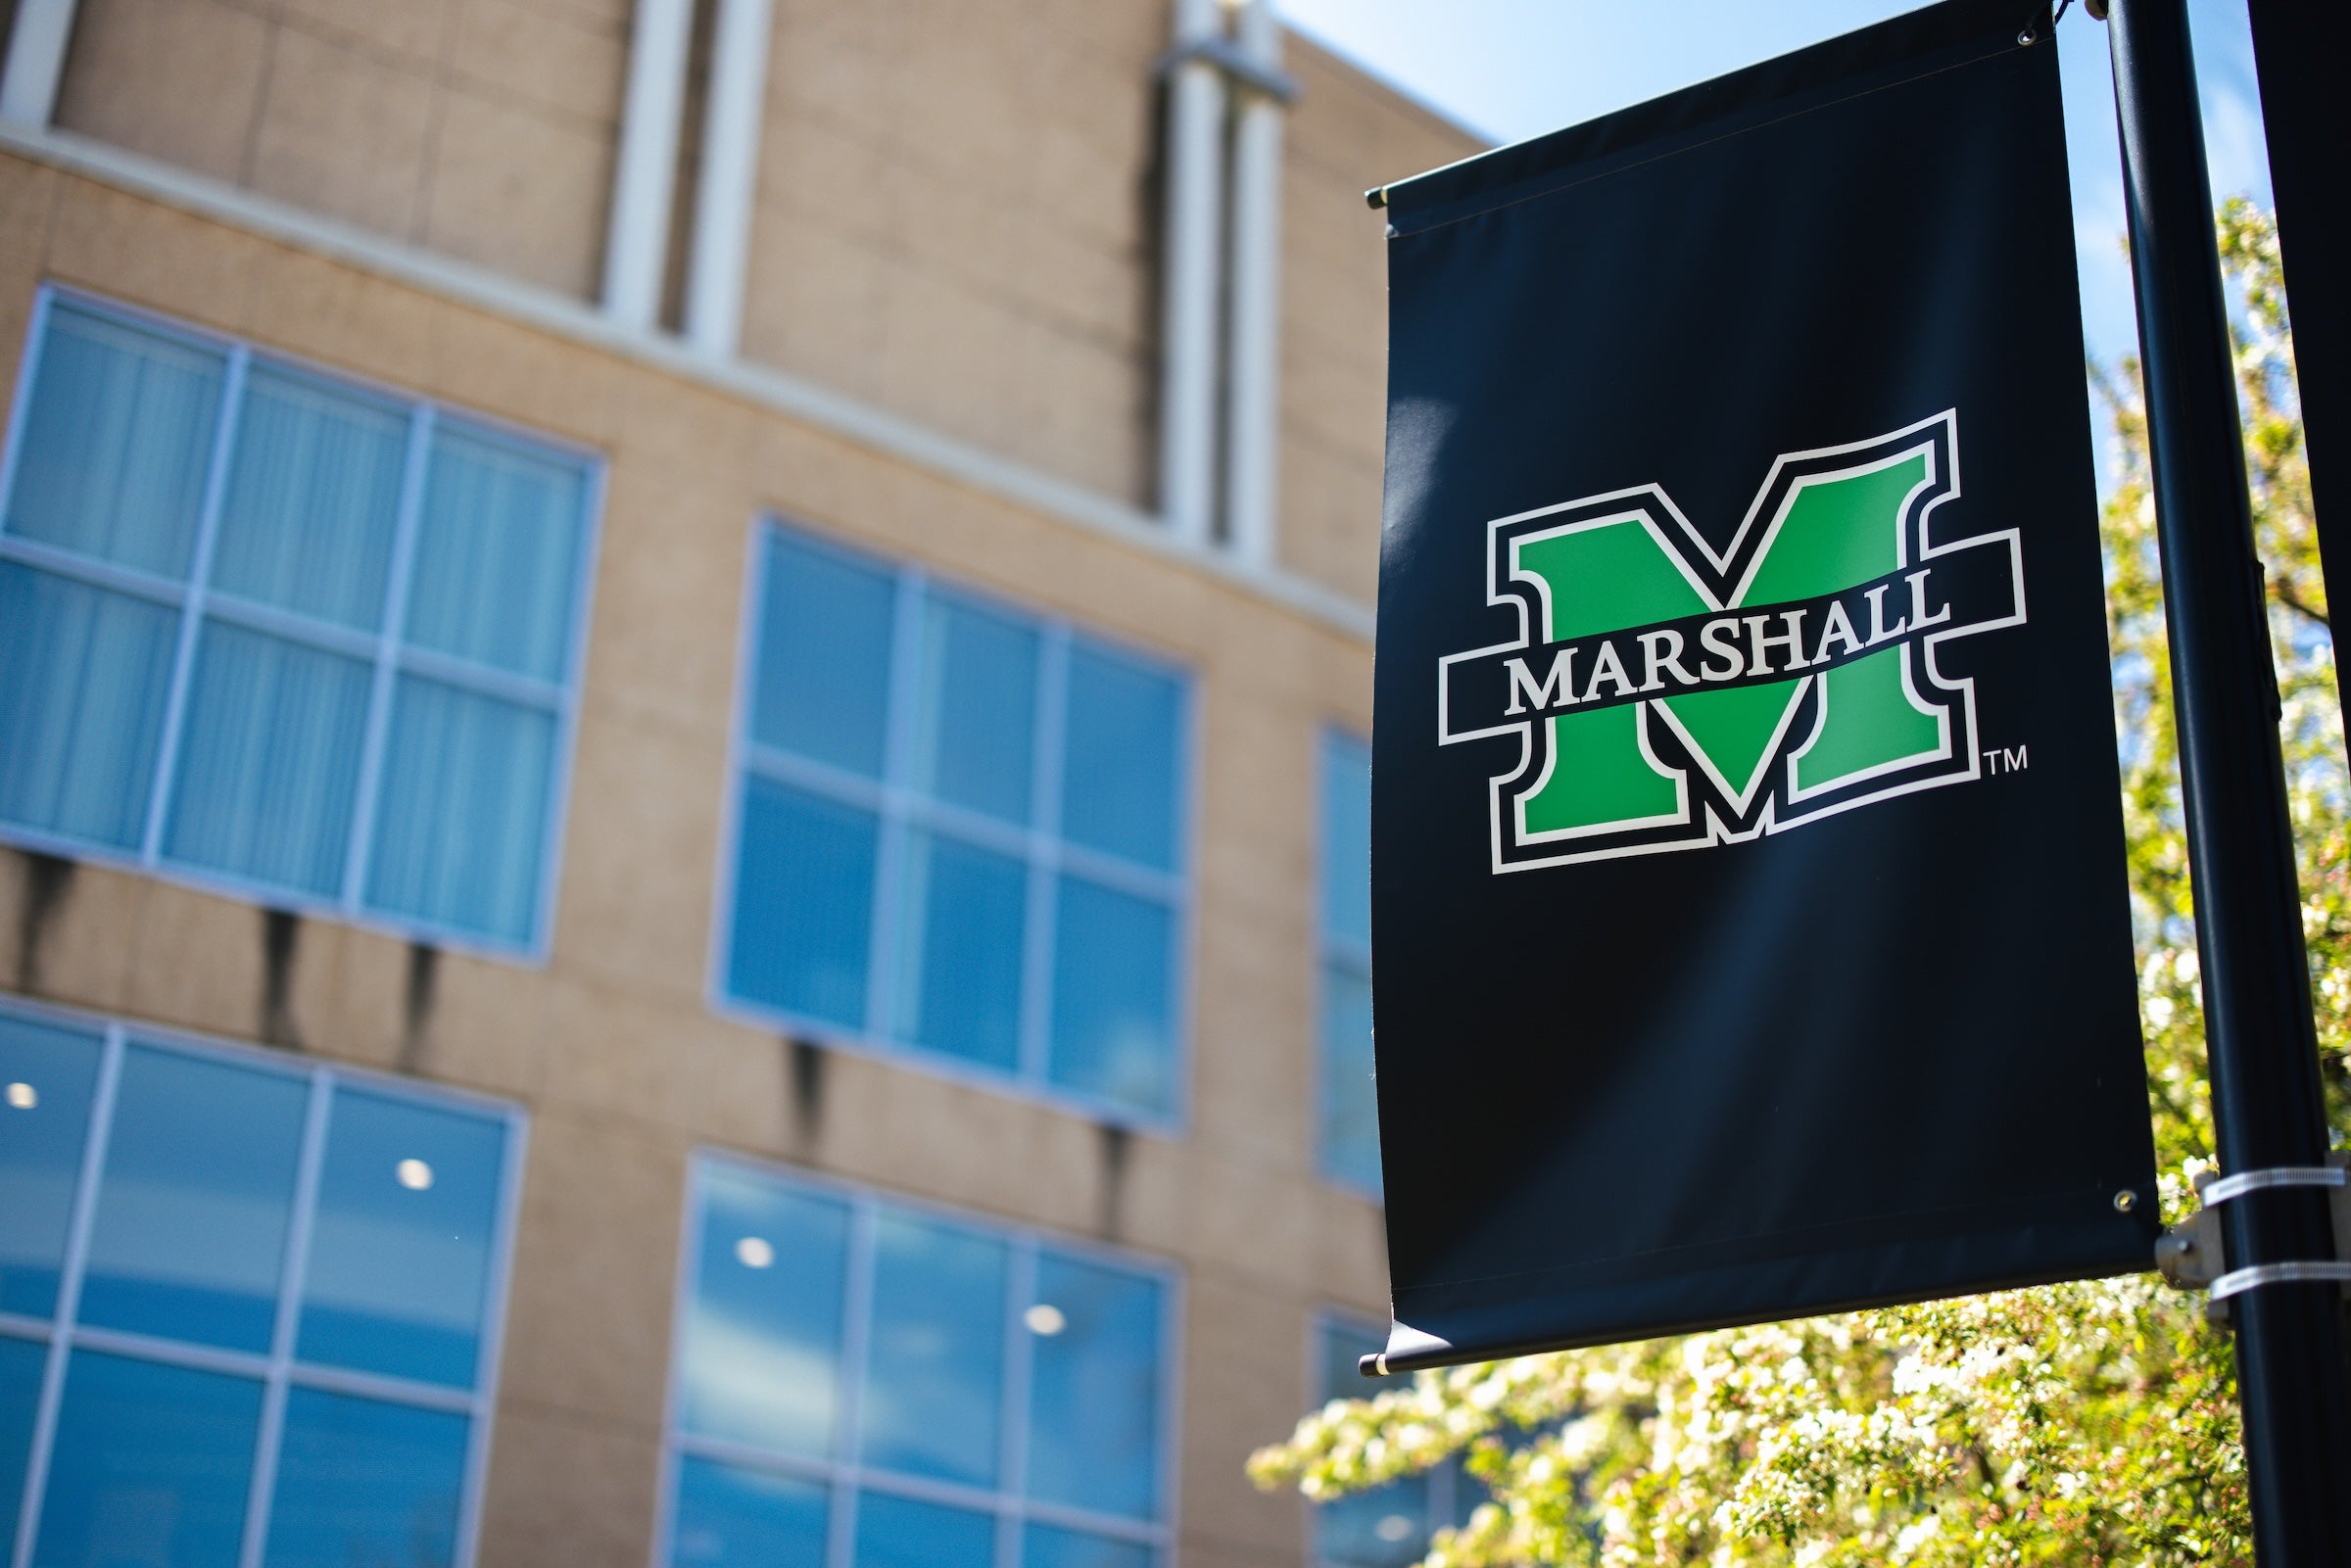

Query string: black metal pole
[2103,2,2351,1559]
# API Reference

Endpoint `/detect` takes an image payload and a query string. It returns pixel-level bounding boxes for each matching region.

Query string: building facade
[0,1,1480,1565]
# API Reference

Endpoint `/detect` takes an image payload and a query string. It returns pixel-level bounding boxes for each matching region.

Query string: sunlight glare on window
[734,1235,775,1269]
[395,1158,434,1191]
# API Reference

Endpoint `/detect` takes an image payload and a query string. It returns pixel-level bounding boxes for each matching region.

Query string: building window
[1313,1318,1477,1567]
[1318,732,1377,1191]
[0,998,523,1568]
[0,289,600,953]
[720,524,1192,1123]
[661,1158,1176,1568]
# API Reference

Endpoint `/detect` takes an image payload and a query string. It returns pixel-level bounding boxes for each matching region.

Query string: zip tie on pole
[2212,1260,2351,1302]
[2199,1164,2348,1205]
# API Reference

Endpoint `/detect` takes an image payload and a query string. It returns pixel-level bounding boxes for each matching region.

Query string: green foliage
[1250,203,2346,1567]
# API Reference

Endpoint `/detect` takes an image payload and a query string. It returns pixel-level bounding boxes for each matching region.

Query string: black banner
[1367,0,2156,1372]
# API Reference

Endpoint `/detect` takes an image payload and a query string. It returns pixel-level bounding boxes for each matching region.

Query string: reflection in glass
[264,1388,467,1568]
[33,1351,262,1568]
[165,622,371,896]
[671,1456,828,1568]
[212,366,408,631]
[1319,733,1372,952]
[0,1013,101,1317]
[683,1168,849,1457]
[299,1087,505,1386]
[1060,643,1181,872]
[1026,1252,1162,1521]
[0,565,178,850]
[0,1334,44,1547]
[860,1209,1005,1486]
[406,426,589,682]
[1048,878,1174,1116]
[852,1491,994,1568]
[1025,1522,1154,1568]
[895,833,1026,1070]
[1318,962,1380,1193]
[365,675,556,944]
[3,302,223,579]
[730,779,880,1029]
[909,594,1037,823]
[752,532,896,777]
[78,1046,306,1352]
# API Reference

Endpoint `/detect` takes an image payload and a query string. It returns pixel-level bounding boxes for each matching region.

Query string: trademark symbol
[1981,744,2028,775]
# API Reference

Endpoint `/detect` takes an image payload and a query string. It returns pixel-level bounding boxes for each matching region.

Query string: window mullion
[139,345,249,866]
[827,1200,880,1568]
[995,1239,1039,1564]
[865,572,926,1039]
[1021,630,1070,1088]
[236,1068,333,1568]
[6,1022,121,1568]
[340,404,435,911]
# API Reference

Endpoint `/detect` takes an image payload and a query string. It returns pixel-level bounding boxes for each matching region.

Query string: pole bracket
[2155,1153,2351,1323]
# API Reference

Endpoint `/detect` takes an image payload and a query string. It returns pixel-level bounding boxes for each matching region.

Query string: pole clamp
[2154,1153,2351,1324]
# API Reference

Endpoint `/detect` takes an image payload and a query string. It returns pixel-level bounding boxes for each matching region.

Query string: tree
[1250,203,2347,1568]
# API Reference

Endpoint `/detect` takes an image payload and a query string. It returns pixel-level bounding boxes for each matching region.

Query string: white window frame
[652,1152,1186,1568]
[1307,1311,1471,1568]
[0,993,529,1568]
[708,518,1201,1131]
[0,284,607,962]
[1315,727,1378,1196]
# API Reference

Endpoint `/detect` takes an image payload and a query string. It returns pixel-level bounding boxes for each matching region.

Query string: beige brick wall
[1277,36,1480,608]
[51,0,627,298]
[0,149,1387,1568]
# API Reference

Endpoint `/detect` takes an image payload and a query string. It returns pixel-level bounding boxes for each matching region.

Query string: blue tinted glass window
[1048,879,1175,1117]
[895,832,1027,1070]
[0,565,178,850]
[298,1087,505,1387]
[0,1334,44,1547]
[1320,733,1372,952]
[33,1351,262,1568]
[0,1014,101,1318]
[853,1492,994,1568]
[729,779,879,1028]
[1025,1524,1153,1568]
[1060,643,1181,872]
[1026,1252,1162,1521]
[264,1388,468,1568]
[212,366,408,630]
[1319,963,1380,1193]
[1317,1321,1449,1568]
[671,1456,829,1568]
[164,622,372,896]
[364,676,557,944]
[3,303,223,578]
[860,1210,1005,1487]
[753,533,896,776]
[683,1169,850,1456]
[0,296,597,952]
[910,594,1038,823]
[79,1046,306,1352]
[404,425,588,682]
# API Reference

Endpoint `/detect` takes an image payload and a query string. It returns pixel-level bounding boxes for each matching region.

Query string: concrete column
[684,0,774,359]
[1222,0,1284,570]
[1158,0,1228,549]
[602,0,696,331]
[0,0,79,127]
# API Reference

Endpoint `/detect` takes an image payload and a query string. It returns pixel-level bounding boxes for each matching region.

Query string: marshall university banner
[1367,0,2158,1372]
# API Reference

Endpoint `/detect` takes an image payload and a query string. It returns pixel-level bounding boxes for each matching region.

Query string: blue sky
[1275,0,2276,375]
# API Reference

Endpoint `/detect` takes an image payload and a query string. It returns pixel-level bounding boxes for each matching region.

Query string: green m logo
[1437,412,2025,871]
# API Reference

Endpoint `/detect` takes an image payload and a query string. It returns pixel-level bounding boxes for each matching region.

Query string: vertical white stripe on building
[1223,0,1285,570]
[684,0,775,359]
[602,0,696,331]
[0,0,80,127]
[1158,0,1228,549]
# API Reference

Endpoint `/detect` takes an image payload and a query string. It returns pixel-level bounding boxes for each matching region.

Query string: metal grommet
[2115,1188,2138,1212]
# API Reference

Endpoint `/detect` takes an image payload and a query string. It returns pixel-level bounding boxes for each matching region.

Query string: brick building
[0,1,1479,1564]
